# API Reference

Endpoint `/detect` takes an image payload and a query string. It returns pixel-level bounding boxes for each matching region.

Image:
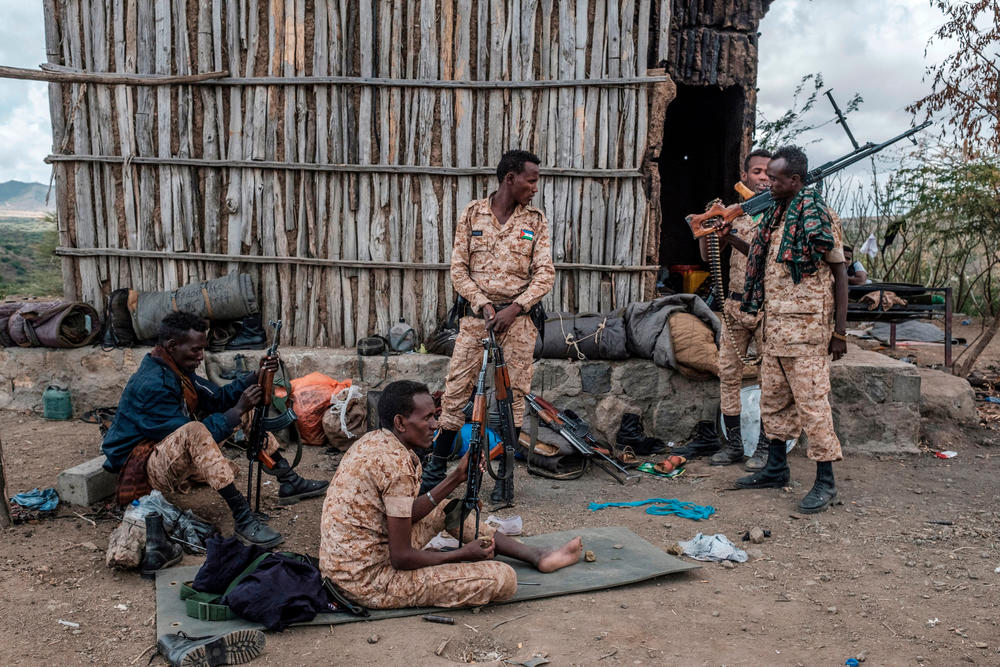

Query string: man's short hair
[771,146,808,179]
[158,311,208,345]
[844,244,854,253]
[378,380,431,429]
[743,148,772,172]
[497,150,541,182]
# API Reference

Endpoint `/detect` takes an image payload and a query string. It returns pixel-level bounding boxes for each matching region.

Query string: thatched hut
[34,0,770,346]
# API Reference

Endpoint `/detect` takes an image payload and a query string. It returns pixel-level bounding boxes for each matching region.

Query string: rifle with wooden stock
[524,393,638,485]
[244,320,282,515]
[685,120,932,237]
[457,339,492,545]
[486,324,516,508]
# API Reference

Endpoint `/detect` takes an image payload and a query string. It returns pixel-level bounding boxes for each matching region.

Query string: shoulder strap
[180,552,273,622]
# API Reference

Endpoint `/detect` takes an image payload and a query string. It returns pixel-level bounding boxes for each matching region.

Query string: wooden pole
[0,438,12,528]
[0,64,228,84]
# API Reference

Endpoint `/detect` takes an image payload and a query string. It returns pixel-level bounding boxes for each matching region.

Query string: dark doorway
[658,84,745,271]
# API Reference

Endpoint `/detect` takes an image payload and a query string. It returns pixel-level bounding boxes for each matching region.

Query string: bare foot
[536,536,583,573]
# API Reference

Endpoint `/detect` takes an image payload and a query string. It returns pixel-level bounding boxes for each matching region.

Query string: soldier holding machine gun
[703,146,848,513]
[319,381,581,610]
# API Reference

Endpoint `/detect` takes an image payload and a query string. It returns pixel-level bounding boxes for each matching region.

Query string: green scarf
[741,187,835,315]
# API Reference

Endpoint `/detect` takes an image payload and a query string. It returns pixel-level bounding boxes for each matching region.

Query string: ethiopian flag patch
[519,229,534,241]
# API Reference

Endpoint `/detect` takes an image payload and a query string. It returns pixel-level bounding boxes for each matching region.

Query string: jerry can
[43,385,73,420]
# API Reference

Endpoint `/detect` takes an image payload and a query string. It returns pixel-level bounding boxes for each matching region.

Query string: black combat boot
[267,455,329,506]
[616,413,665,456]
[734,438,790,489]
[710,414,744,466]
[140,512,183,579]
[798,461,838,513]
[744,428,769,471]
[420,429,458,495]
[670,420,721,459]
[157,629,265,667]
[225,315,267,350]
[218,484,284,548]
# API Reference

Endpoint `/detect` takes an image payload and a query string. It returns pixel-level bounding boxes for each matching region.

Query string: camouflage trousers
[344,504,516,609]
[759,354,843,462]
[718,299,762,416]
[439,314,537,431]
[146,420,280,493]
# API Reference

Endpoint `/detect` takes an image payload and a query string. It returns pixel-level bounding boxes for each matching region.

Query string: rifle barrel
[806,121,931,185]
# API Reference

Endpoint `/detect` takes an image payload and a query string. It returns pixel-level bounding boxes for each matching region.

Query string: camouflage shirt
[726,212,761,297]
[450,194,555,313]
[762,210,845,357]
[319,429,421,590]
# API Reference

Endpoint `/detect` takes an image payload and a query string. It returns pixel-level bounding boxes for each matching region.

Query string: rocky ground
[1,400,998,666]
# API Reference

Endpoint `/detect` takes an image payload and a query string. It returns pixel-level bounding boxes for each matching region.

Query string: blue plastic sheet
[11,487,60,511]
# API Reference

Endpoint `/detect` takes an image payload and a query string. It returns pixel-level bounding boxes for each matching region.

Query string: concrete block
[58,456,117,506]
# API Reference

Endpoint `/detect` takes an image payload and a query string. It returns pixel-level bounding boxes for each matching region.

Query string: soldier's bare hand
[490,303,522,334]
[829,337,847,361]
[236,384,264,414]
[258,355,279,373]
[482,303,497,323]
[460,536,495,561]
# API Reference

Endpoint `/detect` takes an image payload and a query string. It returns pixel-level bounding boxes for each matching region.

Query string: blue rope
[588,497,715,521]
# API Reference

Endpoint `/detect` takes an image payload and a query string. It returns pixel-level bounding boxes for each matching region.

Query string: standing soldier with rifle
[727,146,848,513]
[421,150,555,502]
[101,312,328,549]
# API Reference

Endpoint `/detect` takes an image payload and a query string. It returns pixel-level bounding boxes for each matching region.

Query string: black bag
[357,335,388,356]
[357,336,389,388]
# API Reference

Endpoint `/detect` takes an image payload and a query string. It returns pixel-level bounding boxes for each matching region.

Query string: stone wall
[0,345,929,455]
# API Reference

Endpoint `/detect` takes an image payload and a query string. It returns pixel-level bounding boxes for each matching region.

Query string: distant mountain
[0,181,53,214]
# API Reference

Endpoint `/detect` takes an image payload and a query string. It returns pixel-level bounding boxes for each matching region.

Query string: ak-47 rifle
[245,320,283,515]
[486,324,516,508]
[524,393,639,485]
[685,119,932,237]
[457,340,491,545]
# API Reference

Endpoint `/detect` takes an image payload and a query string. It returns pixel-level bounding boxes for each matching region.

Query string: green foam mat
[156,525,698,638]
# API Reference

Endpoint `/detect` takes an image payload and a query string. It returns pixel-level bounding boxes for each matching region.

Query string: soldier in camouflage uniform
[676,149,772,468]
[319,381,581,609]
[729,146,848,514]
[102,312,328,548]
[421,150,555,501]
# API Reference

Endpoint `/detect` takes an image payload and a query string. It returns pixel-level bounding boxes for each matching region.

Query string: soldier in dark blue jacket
[102,311,327,547]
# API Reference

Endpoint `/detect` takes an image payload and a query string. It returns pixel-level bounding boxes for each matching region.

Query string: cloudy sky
[0,0,951,186]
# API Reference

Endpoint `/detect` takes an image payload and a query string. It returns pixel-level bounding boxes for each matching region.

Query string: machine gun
[244,320,284,515]
[685,119,931,236]
[525,393,639,485]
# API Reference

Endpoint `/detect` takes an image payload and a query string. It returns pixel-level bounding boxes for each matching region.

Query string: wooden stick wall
[43,0,662,347]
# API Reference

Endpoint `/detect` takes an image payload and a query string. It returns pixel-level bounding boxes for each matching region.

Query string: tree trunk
[954,308,1000,377]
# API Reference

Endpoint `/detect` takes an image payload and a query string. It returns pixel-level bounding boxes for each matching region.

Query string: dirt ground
[1,391,999,667]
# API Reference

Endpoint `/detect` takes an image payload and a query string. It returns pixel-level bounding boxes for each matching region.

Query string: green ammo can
[43,385,73,420]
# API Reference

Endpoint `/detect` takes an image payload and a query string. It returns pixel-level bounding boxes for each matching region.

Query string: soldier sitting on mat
[318,380,582,609]
[102,311,328,549]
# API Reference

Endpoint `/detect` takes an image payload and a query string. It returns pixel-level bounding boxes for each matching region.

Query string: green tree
[895,152,1000,376]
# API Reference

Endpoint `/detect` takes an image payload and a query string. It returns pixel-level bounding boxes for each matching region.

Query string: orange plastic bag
[290,372,352,445]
